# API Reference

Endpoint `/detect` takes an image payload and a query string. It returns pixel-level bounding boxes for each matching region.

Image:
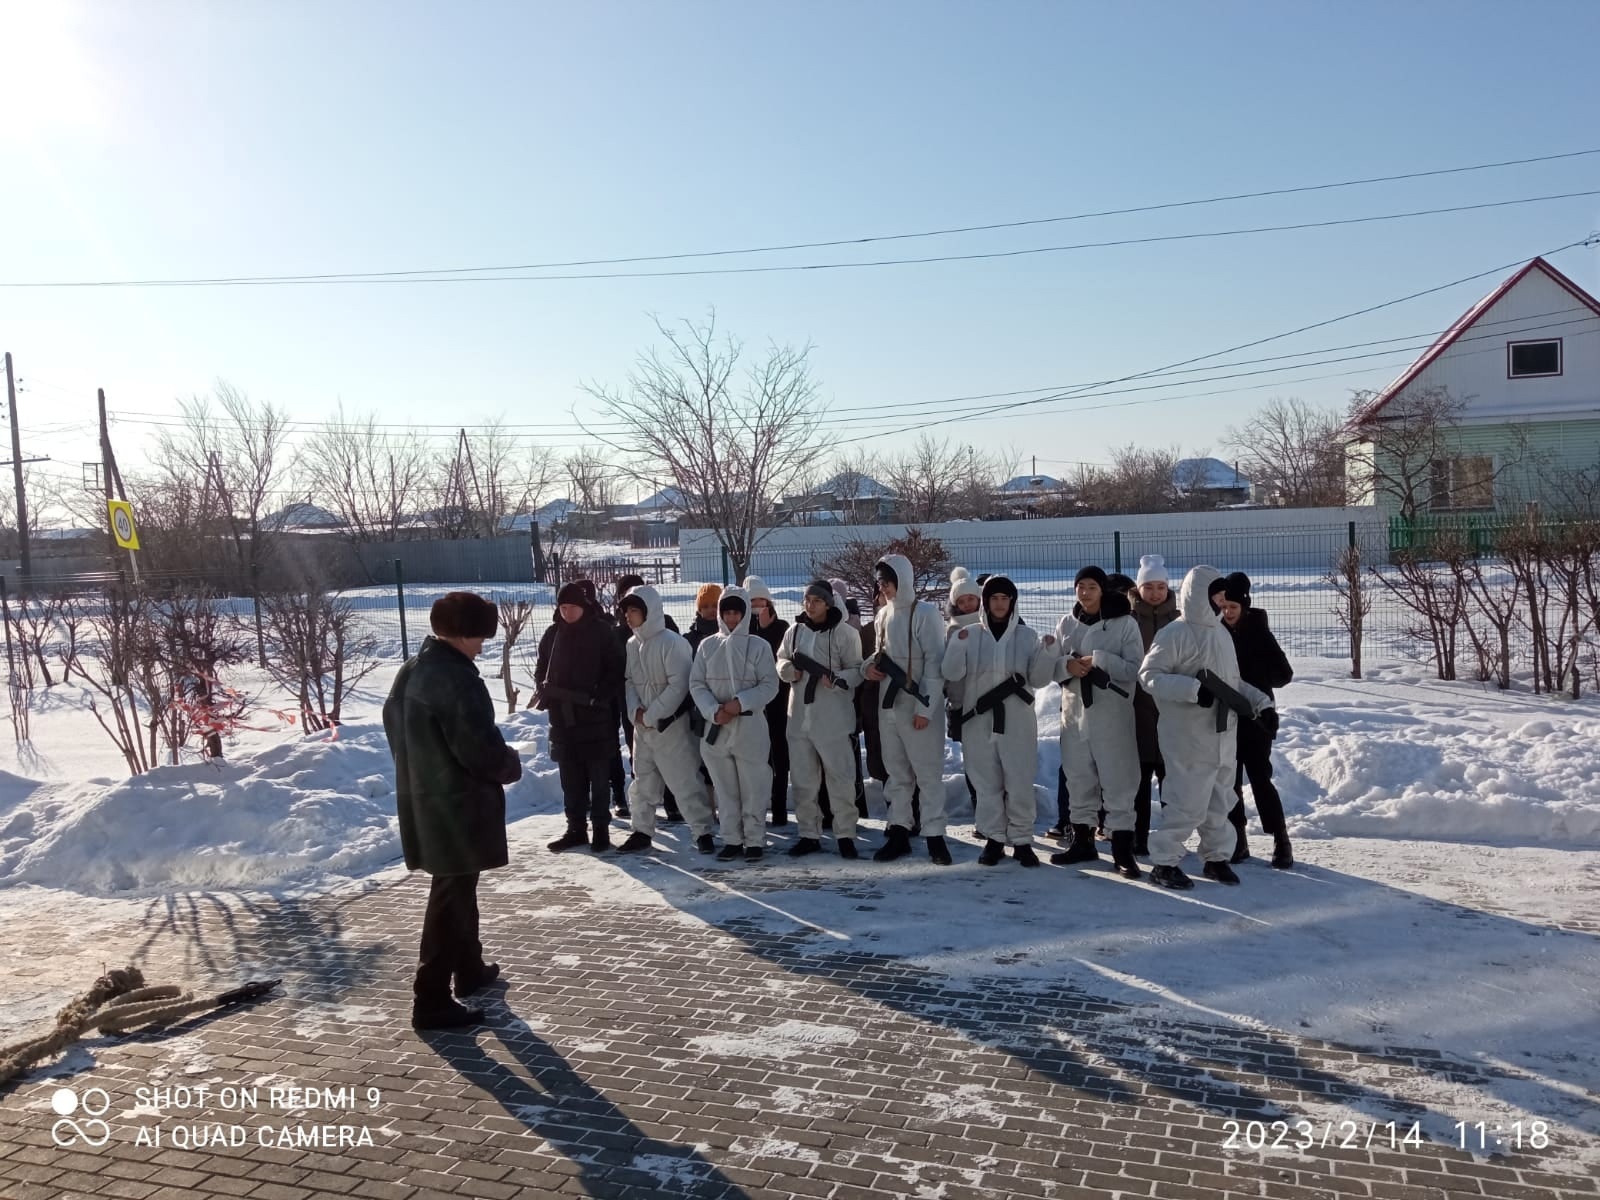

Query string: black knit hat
[804,579,834,604]
[1074,565,1109,589]
[719,593,748,617]
[618,592,648,618]
[430,591,498,639]
[1220,571,1252,607]
[614,573,646,596]
[557,581,590,608]
[981,574,1018,605]
[1106,572,1136,595]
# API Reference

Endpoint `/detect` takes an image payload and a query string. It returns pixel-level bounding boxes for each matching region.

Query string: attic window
[1507,338,1561,378]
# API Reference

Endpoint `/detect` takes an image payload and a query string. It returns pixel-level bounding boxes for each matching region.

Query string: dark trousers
[1055,767,1069,828]
[1134,761,1162,845]
[1230,738,1286,836]
[415,872,482,1002]
[767,708,790,822]
[560,756,613,836]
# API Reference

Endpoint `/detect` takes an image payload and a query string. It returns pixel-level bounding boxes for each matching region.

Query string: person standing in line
[743,576,792,828]
[1048,566,1146,879]
[1137,565,1274,890]
[942,574,1055,867]
[864,554,951,865]
[778,580,866,859]
[1212,571,1295,869]
[684,583,723,655]
[538,581,627,854]
[385,591,523,1030]
[612,574,683,825]
[614,585,716,856]
[943,567,986,835]
[1130,555,1178,858]
[690,586,780,861]
[830,581,873,821]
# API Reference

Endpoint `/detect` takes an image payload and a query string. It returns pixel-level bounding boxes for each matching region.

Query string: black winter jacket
[1226,608,1293,700]
[684,616,720,656]
[536,608,626,761]
[384,636,522,876]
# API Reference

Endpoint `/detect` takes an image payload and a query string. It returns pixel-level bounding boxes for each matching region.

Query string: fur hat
[949,567,982,609]
[430,591,498,639]
[556,581,590,608]
[1106,572,1136,596]
[1135,554,1169,586]
[1218,570,1252,607]
[1074,565,1109,590]
[695,582,723,610]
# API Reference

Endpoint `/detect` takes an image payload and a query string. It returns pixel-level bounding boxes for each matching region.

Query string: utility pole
[5,353,31,581]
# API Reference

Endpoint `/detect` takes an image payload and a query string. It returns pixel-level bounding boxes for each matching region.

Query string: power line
[5,189,1600,289]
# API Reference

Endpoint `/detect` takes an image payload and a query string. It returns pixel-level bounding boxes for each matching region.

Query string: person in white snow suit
[1048,566,1147,879]
[690,586,780,862]
[1137,565,1275,890]
[1129,556,1178,857]
[613,585,717,856]
[863,554,952,865]
[777,580,866,859]
[942,574,1055,867]
[943,567,985,829]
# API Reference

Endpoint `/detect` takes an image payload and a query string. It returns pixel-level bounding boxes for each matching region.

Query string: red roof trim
[1351,257,1600,427]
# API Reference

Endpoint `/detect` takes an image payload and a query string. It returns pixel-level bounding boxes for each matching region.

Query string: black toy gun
[656,694,695,733]
[1195,668,1254,732]
[872,651,930,709]
[792,652,847,703]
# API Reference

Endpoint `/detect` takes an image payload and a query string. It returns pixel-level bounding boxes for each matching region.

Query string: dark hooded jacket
[1226,608,1293,700]
[384,636,522,876]
[684,615,720,656]
[536,603,626,761]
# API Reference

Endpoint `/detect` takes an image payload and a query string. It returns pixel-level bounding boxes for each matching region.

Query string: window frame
[1429,454,1497,512]
[1506,338,1563,379]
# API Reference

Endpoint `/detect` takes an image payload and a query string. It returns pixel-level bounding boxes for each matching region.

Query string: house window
[1430,455,1495,511]
[1507,338,1562,378]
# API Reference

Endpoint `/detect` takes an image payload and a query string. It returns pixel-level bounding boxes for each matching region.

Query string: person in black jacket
[684,583,723,655]
[537,580,627,854]
[1210,571,1295,869]
[383,591,523,1031]
[743,576,791,826]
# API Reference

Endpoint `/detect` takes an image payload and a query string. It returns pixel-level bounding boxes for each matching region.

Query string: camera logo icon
[50,1087,112,1148]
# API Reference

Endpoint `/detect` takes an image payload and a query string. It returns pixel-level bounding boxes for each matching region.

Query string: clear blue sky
[4,0,1600,502]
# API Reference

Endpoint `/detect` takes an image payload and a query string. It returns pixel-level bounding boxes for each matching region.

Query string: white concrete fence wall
[680,507,1388,585]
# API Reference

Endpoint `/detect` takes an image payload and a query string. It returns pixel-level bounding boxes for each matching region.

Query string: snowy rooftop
[1172,457,1250,490]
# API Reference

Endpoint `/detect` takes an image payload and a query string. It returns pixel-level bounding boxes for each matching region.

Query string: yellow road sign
[107,499,141,551]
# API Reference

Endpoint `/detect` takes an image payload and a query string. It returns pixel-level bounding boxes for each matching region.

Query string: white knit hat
[742,575,774,605]
[948,566,982,608]
[1134,554,1169,586]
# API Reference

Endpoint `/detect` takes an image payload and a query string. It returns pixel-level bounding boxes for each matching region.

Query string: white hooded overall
[624,585,714,839]
[777,587,865,840]
[871,554,950,837]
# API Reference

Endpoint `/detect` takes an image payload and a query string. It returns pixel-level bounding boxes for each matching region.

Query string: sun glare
[0,0,101,141]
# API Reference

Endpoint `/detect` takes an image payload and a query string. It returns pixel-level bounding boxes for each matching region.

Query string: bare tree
[150,382,292,583]
[1225,397,1346,508]
[804,448,889,526]
[882,435,973,524]
[297,405,431,541]
[583,313,826,579]
[63,590,154,775]
[1100,443,1182,515]
[259,589,379,731]
[423,423,558,539]
[1325,544,1372,679]
[1370,535,1471,681]
[565,449,616,513]
[497,599,536,715]
[816,528,954,608]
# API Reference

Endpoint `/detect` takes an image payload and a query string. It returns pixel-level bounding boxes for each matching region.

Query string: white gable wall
[1397,267,1600,423]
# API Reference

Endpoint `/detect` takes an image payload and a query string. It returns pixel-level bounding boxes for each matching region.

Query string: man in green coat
[383,591,523,1030]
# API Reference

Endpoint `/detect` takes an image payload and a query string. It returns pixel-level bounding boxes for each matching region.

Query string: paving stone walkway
[2,829,1597,1200]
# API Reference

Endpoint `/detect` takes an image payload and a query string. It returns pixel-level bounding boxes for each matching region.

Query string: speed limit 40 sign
[107,499,141,551]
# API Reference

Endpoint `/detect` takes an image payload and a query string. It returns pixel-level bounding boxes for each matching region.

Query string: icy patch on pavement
[689,1018,859,1061]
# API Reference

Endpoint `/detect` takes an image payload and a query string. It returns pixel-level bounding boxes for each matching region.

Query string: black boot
[1012,844,1040,868]
[788,837,822,857]
[1271,832,1294,870]
[744,846,764,862]
[695,833,716,854]
[837,838,858,860]
[412,997,484,1030]
[910,790,923,837]
[590,831,612,853]
[1110,830,1143,880]
[1051,824,1099,866]
[1203,860,1241,885]
[873,825,912,862]
[978,839,1005,866]
[662,804,684,824]
[925,836,952,866]
[616,832,652,854]
[1230,825,1250,865]
[716,844,743,861]
[548,829,588,853]
[1149,864,1194,890]
[454,963,501,997]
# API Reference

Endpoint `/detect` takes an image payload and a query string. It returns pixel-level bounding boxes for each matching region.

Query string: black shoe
[1110,830,1143,880]
[978,839,1005,866]
[1149,864,1195,890]
[1230,827,1250,865]
[1203,860,1241,885]
[412,997,484,1030]
[614,804,631,819]
[696,834,716,855]
[548,829,588,853]
[454,963,501,997]
[972,828,990,842]
[1271,833,1294,870]
[662,807,684,824]
[926,836,952,866]
[616,832,652,854]
[837,838,858,860]
[788,837,822,857]
[1013,844,1040,868]
[744,846,764,862]
[1054,824,1100,865]
[873,825,912,862]
[1046,824,1067,840]
[590,834,612,853]
[1094,825,1109,842]
[1133,839,1150,858]
[716,844,743,861]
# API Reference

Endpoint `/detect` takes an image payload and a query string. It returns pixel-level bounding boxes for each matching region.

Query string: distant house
[995,474,1073,516]
[1347,255,1600,517]
[1172,458,1252,507]
[781,471,896,524]
[262,502,346,533]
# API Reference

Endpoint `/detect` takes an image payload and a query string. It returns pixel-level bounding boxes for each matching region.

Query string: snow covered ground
[2,577,1598,1167]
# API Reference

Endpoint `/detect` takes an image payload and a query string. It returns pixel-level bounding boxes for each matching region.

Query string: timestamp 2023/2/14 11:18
[1221,1120,1426,1151]
[1456,1120,1552,1153]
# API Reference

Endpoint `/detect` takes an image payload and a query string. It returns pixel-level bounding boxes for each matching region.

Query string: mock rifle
[1071,660,1129,708]
[872,650,930,710]
[655,693,695,733]
[1196,667,1254,732]
[537,682,601,727]
[792,652,848,704]
[964,673,1034,734]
